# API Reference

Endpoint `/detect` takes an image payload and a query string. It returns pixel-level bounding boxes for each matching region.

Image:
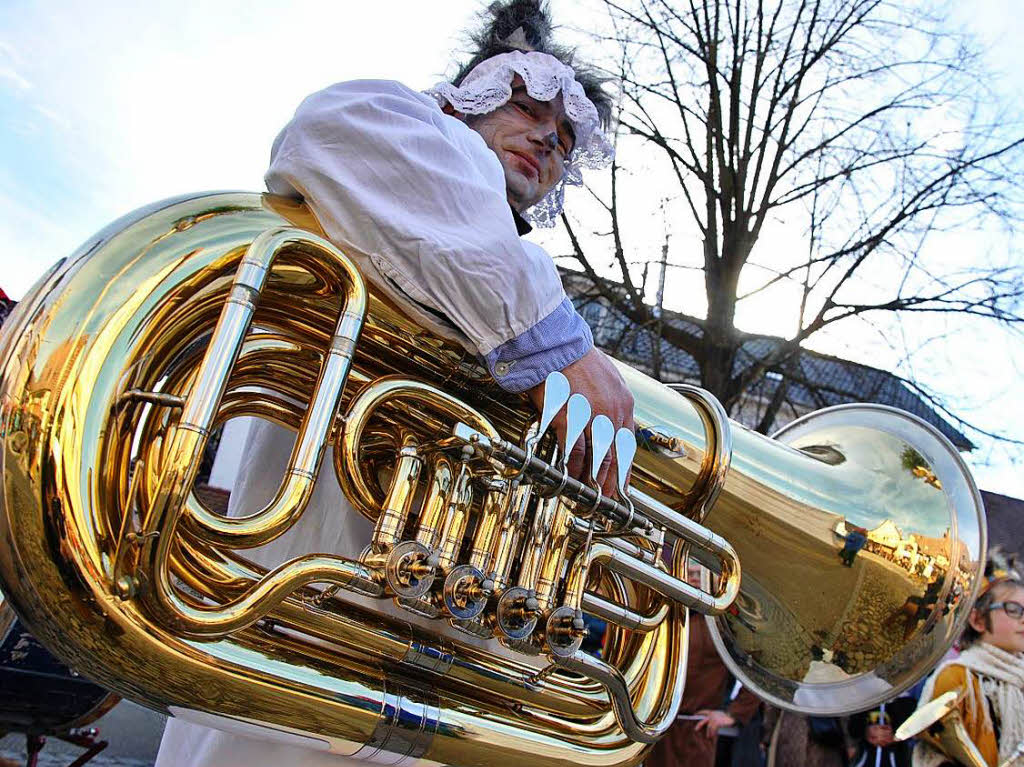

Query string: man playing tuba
[155,1,631,765]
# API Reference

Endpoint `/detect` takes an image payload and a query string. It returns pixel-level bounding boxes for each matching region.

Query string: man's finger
[567,437,586,479]
[551,414,568,456]
[598,453,615,496]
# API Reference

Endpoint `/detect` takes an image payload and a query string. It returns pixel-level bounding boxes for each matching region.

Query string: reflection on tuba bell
[0,192,988,766]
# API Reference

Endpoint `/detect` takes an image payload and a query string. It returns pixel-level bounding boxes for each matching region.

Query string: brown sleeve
[761,705,780,748]
[926,665,1000,767]
[930,664,968,701]
[929,665,972,725]
[726,686,762,726]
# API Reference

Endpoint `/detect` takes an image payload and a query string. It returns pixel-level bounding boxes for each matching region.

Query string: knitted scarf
[913,642,1024,766]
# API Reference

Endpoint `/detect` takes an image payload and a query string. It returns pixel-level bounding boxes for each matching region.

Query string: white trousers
[155,419,375,766]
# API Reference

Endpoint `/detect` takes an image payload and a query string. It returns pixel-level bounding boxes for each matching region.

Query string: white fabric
[425,51,614,227]
[912,641,1024,766]
[156,421,544,767]
[155,421,380,767]
[158,718,351,767]
[265,79,566,356]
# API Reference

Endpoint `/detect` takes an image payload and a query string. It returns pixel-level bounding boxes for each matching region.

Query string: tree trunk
[700,228,750,408]
[701,258,740,404]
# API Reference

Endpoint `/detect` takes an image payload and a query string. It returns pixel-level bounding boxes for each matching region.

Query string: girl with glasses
[912,552,1024,766]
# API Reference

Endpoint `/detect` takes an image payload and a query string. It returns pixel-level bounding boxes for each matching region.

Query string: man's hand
[694,709,736,739]
[526,348,634,496]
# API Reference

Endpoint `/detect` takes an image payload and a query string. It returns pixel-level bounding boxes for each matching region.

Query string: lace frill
[425,51,614,227]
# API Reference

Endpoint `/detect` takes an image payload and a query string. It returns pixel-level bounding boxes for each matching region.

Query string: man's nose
[528,124,559,153]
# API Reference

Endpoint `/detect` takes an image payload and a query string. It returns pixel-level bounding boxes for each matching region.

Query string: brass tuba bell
[897,690,1024,767]
[0,192,987,766]
[896,691,989,767]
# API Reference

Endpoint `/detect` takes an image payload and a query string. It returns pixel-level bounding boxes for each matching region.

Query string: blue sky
[2,0,1023,497]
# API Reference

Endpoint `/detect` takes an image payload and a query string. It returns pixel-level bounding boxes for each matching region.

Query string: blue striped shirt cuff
[484,297,594,392]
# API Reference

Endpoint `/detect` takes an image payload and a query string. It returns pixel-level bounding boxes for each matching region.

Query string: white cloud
[31,104,72,133]
[0,65,30,91]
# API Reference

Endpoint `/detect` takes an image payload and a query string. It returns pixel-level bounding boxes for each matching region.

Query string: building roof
[564,271,974,450]
[916,533,953,559]
[981,491,1024,560]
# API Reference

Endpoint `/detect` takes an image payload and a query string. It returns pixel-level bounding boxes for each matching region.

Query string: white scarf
[913,642,1024,766]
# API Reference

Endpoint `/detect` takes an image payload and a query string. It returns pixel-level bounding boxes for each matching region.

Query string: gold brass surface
[0,192,986,765]
[895,691,988,767]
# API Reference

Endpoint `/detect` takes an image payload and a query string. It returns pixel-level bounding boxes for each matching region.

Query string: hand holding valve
[527,348,635,496]
[521,369,639,521]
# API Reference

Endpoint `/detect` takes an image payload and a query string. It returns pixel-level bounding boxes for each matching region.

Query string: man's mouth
[508,151,540,179]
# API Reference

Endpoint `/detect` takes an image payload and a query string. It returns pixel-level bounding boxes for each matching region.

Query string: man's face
[464,76,576,213]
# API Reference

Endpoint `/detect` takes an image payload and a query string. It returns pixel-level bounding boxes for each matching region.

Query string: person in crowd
[847,695,917,767]
[645,562,762,767]
[763,709,851,767]
[841,526,869,567]
[714,678,767,767]
[887,574,946,643]
[912,552,1024,767]
[0,288,13,327]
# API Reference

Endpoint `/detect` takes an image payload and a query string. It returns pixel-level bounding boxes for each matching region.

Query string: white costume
[157,56,612,767]
[266,78,566,358]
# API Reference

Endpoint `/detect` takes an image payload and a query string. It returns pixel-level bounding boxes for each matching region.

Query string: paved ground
[0,701,165,767]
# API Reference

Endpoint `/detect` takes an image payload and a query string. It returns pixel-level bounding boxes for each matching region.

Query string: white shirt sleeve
[264,79,568,357]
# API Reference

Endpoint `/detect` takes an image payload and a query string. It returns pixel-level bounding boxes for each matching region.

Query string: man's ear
[441,102,468,122]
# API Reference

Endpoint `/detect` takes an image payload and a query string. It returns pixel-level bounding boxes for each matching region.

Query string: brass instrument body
[896,691,990,767]
[0,193,986,766]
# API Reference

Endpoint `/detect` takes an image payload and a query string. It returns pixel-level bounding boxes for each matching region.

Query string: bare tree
[561,0,1024,436]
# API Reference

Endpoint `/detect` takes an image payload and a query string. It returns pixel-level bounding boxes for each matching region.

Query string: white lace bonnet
[425,49,615,227]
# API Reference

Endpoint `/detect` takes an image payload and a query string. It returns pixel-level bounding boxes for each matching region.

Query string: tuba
[0,192,987,766]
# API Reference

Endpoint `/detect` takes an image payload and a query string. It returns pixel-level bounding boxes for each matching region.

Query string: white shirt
[265,79,567,358]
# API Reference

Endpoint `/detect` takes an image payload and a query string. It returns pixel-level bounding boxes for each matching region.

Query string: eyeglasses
[988,601,1024,619]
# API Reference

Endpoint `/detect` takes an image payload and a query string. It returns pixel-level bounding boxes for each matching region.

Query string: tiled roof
[981,491,1024,558]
